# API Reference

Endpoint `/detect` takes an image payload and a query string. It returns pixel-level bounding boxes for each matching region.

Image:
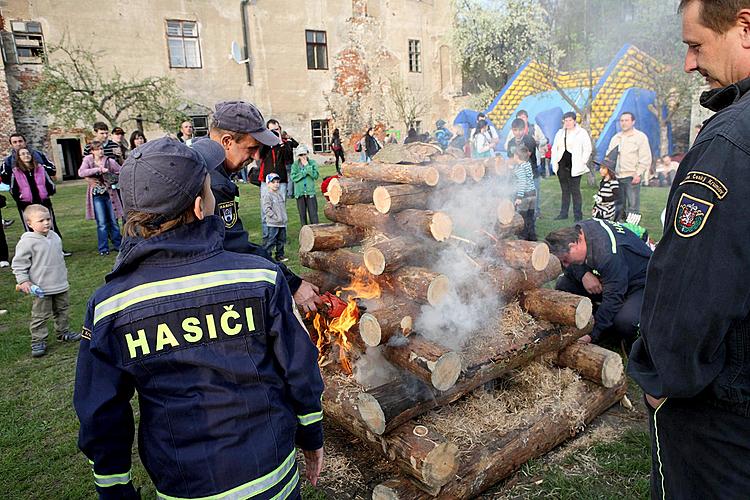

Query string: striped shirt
[513,161,535,199]
[593,178,620,219]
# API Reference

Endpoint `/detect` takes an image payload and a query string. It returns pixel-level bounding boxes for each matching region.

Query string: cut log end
[364,247,386,275]
[451,165,467,184]
[372,186,392,214]
[357,392,386,435]
[497,199,516,225]
[430,212,453,241]
[601,353,625,388]
[328,178,343,205]
[424,167,440,186]
[531,243,551,271]
[427,274,451,306]
[576,297,594,330]
[422,441,460,487]
[401,315,413,336]
[359,313,382,347]
[431,352,462,391]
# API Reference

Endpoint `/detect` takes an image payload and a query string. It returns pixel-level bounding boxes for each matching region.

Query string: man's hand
[632,175,641,185]
[302,447,324,486]
[577,334,592,344]
[16,281,32,294]
[582,272,603,295]
[293,280,322,314]
[645,393,665,410]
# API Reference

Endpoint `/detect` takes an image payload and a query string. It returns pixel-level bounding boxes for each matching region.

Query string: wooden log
[520,288,593,329]
[486,255,562,301]
[359,302,420,346]
[342,162,440,186]
[299,270,345,294]
[298,223,365,252]
[373,184,433,214]
[495,213,525,239]
[496,199,516,225]
[382,334,462,391]
[357,322,590,435]
[486,156,508,176]
[464,160,486,182]
[323,375,459,492]
[433,162,467,184]
[372,377,628,499]
[327,177,380,206]
[393,209,453,242]
[555,343,624,388]
[495,239,550,271]
[380,266,451,306]
[363,236,419,275]
[299,250,364,278]
[323,202,392,231]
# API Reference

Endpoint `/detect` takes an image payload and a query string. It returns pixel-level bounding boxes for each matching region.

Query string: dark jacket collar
[700,76,750,112]
[107,216,225,281]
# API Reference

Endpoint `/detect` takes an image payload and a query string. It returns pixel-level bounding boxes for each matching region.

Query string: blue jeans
[262,226,287,260]
[92,194,121,253]
[534,176,541,216]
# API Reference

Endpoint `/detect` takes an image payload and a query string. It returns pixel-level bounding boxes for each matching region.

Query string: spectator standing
[330,128,345,174]
[433,119,454,150]
[0,195,8,267]
[129,130,147,151]
[261,172,288,262]
[472,120,493,159]
[510,144,537,241]
[179,120,194,146]
[83,122,123,165]
[12,204,79,358]
[474,112,499,155]
[506,118,540,217]
[364,127,381,162]
[1,132,57,186]
[111,127,129,160]
[78,141,123,255]
[506,110,548,175]
[73,138,323,499]
[591,159,620,220]
[551,112,592,221]
[606,112,652,217]
[290,144,320,227]
[448,126,466,156]
[258,119,288,239]
[280,130,299,198]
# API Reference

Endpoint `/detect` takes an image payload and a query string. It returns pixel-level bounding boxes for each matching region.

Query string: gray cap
[120,137,207,218]
[190,137,225,170]
[295,144,310,156]
[212,100,281,147]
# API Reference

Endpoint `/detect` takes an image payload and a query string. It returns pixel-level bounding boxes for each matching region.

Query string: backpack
[354,141,362,153]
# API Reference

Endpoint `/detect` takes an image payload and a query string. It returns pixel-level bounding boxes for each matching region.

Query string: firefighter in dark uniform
[628,2,750,498]
[73,138,324,499]
[201,101,321,313]
[545,218,652,346]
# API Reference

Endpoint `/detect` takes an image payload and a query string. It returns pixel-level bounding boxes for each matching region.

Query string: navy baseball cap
[213,100,281,147]
[265,173,280,183]
[120,137,207,217]
[190,137,225,170]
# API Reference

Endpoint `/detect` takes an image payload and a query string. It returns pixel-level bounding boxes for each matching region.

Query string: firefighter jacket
[73,216,324,499]
[209,161,302,293]
[630,77,750,408]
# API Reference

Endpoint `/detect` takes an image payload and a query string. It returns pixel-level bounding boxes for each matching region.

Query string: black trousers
[333,149,345,173]
[646,396,750,500]
[296,195,319,226]
[0,208,8,262]
[519,208,537,241]
[556,268,642,346]
[557,166,583,220]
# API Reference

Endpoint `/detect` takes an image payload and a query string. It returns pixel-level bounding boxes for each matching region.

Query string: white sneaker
[0,261,9,268]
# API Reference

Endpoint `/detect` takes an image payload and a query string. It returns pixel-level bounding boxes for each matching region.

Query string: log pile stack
[299,155,624,498]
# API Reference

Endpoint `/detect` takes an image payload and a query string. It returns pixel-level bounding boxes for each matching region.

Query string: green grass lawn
[0,166,668,498]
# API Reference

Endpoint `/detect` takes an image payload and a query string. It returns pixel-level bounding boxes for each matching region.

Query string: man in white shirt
[606,112,652,217]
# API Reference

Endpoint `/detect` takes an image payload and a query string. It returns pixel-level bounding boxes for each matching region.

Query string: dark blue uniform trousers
[646,396,750,500]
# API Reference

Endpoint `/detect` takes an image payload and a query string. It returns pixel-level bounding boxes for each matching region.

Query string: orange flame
[341,267,381,300]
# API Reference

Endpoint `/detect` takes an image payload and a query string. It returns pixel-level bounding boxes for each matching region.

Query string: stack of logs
[299,152,627,499]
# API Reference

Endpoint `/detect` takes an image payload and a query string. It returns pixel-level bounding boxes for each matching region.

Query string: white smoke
[353,346,400,389]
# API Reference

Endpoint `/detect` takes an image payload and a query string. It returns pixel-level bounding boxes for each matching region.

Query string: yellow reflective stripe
[93,469,132,487]
[93,269,277,326]
[595,219,618,254]
[269,470,299,500]
[297,410,323,426]
[653,398,669,500]
[156,448,296,500]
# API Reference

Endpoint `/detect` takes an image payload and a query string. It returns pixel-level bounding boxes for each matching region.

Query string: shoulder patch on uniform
[81,326,92,340]
[679,171,727,199]
[674,193,714,238]
[217,200,238,228]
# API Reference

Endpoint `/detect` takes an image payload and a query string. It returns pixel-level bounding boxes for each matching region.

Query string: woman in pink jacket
[78,140,123,255]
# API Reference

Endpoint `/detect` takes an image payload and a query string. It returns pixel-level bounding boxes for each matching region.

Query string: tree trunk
[495,214,525,239]
[363,235,422,275]
[298,223,365,252]
[485,255,563,301]
[380,266,451,306]
[327,177,380,206]
[555,343,624,388]
[495,240,551,272]
[373,184,433,214]
[342,162,440,186]
[520,288,593,330]
[433,162,467,184]
[299,249,364,278]
[487,156,508,176]
[322,375,459,492]
[357,323,588,435]
[371,378,628,499]
[359,302,420,346]
[496,199,516,225]
[382,334,462,391]
[323,202,392,232]
[393,209,453,242]
[299,270,345,294]
[463,159,486,182]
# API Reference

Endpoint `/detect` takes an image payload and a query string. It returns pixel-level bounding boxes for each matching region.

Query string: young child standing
[11,204,80,357]
[592,159,620,220]
[511,144,537,241]
[261,172,289,262]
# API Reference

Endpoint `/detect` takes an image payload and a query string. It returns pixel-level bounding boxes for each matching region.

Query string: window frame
[191,115,209,137]
[4,20,45,64]
[165,19,203,69]
[311,120,331,153]
[408,39,422,73]
[305,30,329,71]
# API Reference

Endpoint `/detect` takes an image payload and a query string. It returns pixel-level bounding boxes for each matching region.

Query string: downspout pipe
[241,0,253,85]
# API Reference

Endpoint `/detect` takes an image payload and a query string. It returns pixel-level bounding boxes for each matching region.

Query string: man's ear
[739,9,750,48]
[193,195,205,220]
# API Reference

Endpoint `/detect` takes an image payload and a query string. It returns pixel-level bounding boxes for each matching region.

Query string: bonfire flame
[313,268,381,375]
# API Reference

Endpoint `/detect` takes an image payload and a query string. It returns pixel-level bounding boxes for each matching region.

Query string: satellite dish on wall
[230,41,250,64]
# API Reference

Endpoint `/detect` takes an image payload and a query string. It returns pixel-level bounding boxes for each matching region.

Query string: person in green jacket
[290,144,320,226]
